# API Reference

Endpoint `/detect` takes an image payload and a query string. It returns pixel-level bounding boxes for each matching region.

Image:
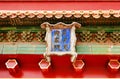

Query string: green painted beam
[0,26,45,32]
[76,44,120,55]
[0,26,120,32]
[3,45,17,54]
[76,26,120,32]
[2,44,46,54]
[0,44,120,55]
[0,45,3,54]
[111,46,120,54]
[76,45,91,54]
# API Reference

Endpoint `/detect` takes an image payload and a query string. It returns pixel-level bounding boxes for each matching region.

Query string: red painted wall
[0,0,120,1]
[0,2,120,10]
[0,54,120,78]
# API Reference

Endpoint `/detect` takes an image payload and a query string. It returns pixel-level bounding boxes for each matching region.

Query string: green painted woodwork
[17,44,36,54]
[0,45,3,54]
[1,44,46,54]
[0,26,45,32]
[34,45,46,54]
[76,44,120,55]
[0,44,120,55]
[91,45,109,54]
[76,45,91,54]
[111,46,120,54]
[3,45,17,54]
[17,44,46,54]
[1,26,120,32]
[76,26,120,32]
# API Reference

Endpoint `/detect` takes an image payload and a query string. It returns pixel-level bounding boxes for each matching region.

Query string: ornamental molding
[0,10,119,19]
[41,22,81,29]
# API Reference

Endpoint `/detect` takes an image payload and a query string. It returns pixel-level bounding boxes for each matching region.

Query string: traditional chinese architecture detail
[0,32,4,42]
[21,31,34,42]
[41,22,81,62]
[36,31,46,42]
[95,30,107,43]
[0,10,119,19]
[7,31,18,42]
[0,31,120,43]
[0,31,46,42]
[77,31,120,43]
[0,8,120,77]
[79,31,92,42]
[0,10,119,26]
[110,31,120,43]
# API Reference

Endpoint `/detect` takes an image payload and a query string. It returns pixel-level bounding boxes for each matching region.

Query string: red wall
[0,2,120,10]
[0,54,120,78]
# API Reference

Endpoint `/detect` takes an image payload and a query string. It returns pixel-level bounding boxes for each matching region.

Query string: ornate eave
[0,10,119,26]
[0,10,120,19]
[0,10,119,43]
